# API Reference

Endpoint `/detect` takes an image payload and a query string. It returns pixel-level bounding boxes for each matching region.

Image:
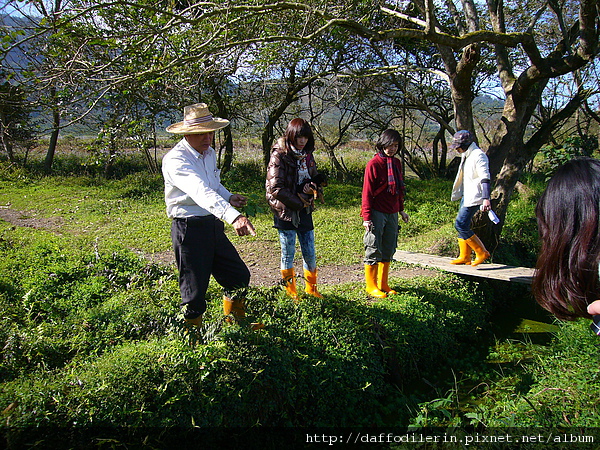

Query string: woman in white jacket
[449,130,492,266]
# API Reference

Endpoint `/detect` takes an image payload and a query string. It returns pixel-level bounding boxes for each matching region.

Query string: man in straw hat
[162,103,263,330]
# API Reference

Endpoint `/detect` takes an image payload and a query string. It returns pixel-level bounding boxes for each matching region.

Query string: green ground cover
[0,154,598,446]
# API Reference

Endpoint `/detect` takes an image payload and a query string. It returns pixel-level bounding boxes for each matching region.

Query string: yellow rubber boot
[450,238,472,265]
[223,296,264,330]
[465,234,490,267]
[184,315,203,327]
[281,268,299,301]
[377,262,397,295]
[365,264,387,298]
[304,269,323,298]
[223,295,245,318]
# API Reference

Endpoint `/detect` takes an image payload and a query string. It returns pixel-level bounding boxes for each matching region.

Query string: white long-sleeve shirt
[162,138,240,224]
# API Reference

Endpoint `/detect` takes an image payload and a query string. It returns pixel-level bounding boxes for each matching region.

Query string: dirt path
[0,207,438,287]
[0,207,64,230]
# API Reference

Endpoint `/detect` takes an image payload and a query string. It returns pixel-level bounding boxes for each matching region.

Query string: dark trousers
[171,216,250,318]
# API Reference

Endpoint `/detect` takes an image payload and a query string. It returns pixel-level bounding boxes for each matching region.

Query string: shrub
[117,172,163,200]
[539,135,598,180]
[0,232,176,382]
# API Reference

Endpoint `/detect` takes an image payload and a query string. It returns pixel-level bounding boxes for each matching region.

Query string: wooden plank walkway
[393,250,534,285]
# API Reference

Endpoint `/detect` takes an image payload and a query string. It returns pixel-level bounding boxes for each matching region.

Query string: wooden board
[393,250,534,285]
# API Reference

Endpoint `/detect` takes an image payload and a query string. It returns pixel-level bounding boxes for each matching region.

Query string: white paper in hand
[488,210,500,224]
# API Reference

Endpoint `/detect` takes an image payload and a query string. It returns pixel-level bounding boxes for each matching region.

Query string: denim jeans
[364,210,399,265]
[278,229,316,271]
[454,199,479,240]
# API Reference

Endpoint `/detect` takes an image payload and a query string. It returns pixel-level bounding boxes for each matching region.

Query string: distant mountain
[474,94,504,108]
[1,13,40,72]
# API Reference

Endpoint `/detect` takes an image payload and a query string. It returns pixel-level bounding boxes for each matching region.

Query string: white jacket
[451,143,491,207]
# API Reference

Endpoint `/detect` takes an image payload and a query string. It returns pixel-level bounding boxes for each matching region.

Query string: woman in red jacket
[361,129,409,298]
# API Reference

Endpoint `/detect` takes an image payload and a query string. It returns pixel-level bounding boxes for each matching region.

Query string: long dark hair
[533,157,600,320]
[375,129,402,155]
[284,118,315,154]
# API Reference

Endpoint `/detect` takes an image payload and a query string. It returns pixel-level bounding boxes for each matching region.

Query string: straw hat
[166,103,230,134]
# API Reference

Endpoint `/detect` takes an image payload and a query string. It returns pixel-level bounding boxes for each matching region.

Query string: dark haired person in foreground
[361,129,409,298]
[266,118,326,301]
[533,157,600,330]
[449,130,492,267]
[162,103,262,330]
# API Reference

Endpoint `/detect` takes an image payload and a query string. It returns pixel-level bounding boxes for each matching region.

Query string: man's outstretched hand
[233,215,256,236]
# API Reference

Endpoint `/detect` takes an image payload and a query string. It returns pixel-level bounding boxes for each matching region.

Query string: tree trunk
[449,44,479,133]
[472,83,543,248]
[221,126,234,173]
[262,113,279,167]
[261,90,298,167]
[432,126,450,177]
[474,84,586,251]
[104,135,117,178]
[472,100,528,249]
[210,84,234,173]
[0,127,15,163]
[44,86,60,173]
[0,112,16,162]
[261,67,319,167]
[323,144,346,180]
[45,111,60,173]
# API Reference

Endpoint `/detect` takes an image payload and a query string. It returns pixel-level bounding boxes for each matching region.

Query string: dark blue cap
[450,130,474,149]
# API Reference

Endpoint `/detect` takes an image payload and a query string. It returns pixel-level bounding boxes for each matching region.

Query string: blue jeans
[278,229,316,271]
[454,199,479,240]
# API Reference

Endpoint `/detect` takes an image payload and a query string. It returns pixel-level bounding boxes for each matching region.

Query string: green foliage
[394,178,460,255]
[477,319,600,427]
[539,135,598,180]
[0,69,36,161]
[411,387,462,428]
[0,225,175,382]
[0,162,33,183]
[21,146,152,178]
[220,160,266,194]
[240,193,266,217]
[492,172,547,266]
[116,172,163,199]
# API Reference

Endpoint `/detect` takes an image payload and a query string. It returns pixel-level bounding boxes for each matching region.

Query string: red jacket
[361,154,405,221]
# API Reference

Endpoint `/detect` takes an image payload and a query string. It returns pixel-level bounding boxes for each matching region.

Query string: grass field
[0,145,599,445]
